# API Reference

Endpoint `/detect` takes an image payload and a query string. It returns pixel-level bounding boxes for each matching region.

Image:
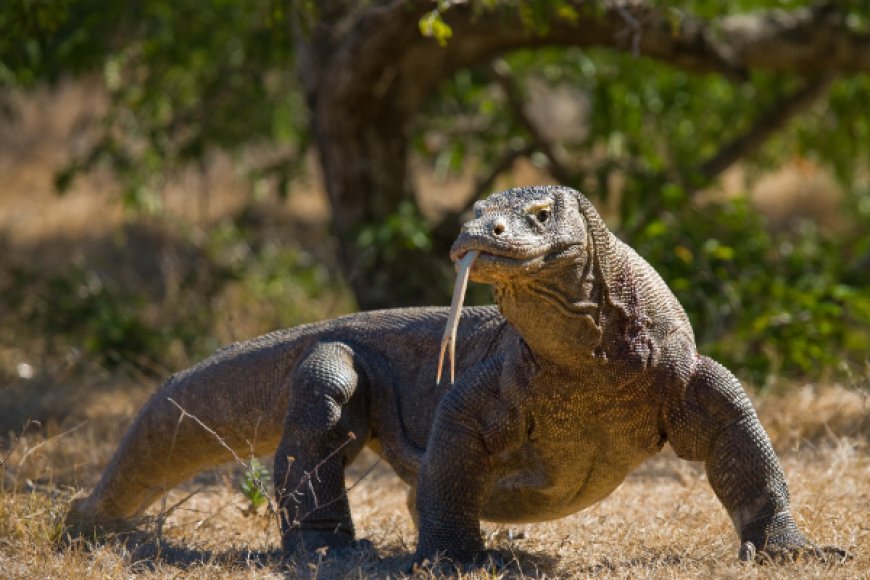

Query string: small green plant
[240,458,271,511]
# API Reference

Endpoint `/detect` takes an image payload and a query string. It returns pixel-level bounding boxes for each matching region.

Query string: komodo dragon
[67,185,843,566]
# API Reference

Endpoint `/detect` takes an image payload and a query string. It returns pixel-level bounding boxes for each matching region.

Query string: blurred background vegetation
[0,0,868,393]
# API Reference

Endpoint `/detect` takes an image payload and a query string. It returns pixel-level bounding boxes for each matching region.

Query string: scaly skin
[66,186,843,565]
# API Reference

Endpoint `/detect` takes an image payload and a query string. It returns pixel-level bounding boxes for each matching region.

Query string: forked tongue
[436,250,479,385]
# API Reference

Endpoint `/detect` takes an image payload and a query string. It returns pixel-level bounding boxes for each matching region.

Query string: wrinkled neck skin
[490,242,611,372]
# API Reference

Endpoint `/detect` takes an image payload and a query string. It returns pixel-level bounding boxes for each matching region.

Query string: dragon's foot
[739,512,851,565]
[282,529,377,561]
[739,540,851,565]
[410,549,515,575]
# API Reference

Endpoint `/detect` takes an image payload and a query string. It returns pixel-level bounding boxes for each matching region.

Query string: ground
[0,376,866,578]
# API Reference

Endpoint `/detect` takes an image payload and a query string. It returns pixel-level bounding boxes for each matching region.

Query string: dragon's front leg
[665,355,847,563]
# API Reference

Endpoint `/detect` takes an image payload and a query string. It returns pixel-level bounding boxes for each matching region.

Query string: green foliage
[790,76,870,185]
[356,201,433,264]
[516,0,581,33]
[240,458,271,510]
[1,216,350,374]
[3,0,308,205]
[4,263,210,372]
[0,0,115,86]
[634,197,870,384]
[206,219,352,330]
[4,0,870,383]
[416,38,870,382]
[419,9,453,47]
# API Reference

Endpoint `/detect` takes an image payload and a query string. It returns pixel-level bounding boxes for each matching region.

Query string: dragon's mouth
[455,249,523,265]
[454,245,566,275]
[436,241,577,385]
[451,240,541,265]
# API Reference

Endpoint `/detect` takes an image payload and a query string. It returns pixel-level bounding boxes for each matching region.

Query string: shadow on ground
[66,534,562,578]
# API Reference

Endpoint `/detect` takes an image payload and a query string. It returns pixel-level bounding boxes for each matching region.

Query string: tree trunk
[294,2,456,309]
[312,106,455,309]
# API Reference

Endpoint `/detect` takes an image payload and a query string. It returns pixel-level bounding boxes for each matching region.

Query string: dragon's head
[450,185,602,285]
[437,186,615,382]
[436,186,612,382]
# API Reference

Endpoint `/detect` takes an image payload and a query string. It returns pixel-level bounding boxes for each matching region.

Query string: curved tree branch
[418,0,870,99]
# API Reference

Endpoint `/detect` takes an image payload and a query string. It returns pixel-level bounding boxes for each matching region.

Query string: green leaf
[419,10,453,47]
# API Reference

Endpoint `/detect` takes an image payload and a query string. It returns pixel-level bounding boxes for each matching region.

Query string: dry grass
[0,378,867,579]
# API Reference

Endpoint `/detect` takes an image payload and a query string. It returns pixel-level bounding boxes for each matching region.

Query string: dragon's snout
[460,213,510,237]
[451,213,517,263]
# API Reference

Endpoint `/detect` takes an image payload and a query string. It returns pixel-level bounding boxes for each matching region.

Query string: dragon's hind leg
[275,341,370,554]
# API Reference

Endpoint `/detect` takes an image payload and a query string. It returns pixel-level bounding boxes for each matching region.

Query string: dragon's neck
[494,246,607,369]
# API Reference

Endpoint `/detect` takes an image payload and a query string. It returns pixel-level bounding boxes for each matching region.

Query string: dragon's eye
[536,209,550,223]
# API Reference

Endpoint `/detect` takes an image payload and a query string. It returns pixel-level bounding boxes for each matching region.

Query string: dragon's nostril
[493,219,506,236]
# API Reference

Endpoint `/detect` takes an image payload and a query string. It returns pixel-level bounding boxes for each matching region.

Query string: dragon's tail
[65,338,300,536]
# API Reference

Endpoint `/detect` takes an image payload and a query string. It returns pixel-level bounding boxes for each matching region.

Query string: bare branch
[16,421,86,467]
[717,3,870,75]
[436,1,870,80]
[697,74,836,182]
[614,1,642,57]
[290,455,383,528]
[491,60,574,185]
[0,420,40,469]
